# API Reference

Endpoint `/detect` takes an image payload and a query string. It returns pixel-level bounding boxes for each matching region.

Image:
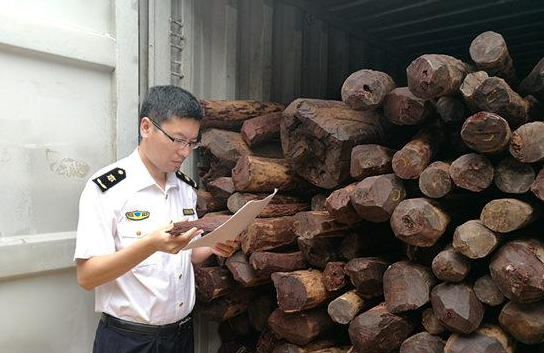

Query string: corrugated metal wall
[176,0,404,105]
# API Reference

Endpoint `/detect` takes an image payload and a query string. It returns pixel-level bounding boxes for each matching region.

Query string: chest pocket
[116,220,160,267]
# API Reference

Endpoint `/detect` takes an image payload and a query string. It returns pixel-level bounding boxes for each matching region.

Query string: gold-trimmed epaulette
[93,167,126,192]
[176,171,198,189]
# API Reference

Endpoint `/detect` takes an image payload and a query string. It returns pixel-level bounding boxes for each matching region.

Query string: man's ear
[140,117,152,138]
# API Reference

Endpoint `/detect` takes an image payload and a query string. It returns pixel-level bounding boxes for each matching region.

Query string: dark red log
[325,183,361,225]
[241,216,296,254]
[494,156,535,194]
[207,177,235,206]
[249,251,308,277]
[200,288,255,321]
[460,71,489,112]
[449,153,494,192]
[350,144,395,181]
[344,257,390,299]
[469,31,516,84]
[322,261,347,292]
[293,211,349,239]
[241,112,282,147]
[390,198,450,247]
[268,308,335,346]
[382,87,434,125]
[196,189,225,217]
[460,112,511,154]
[281,99,388,189]
[499,300,544,344]
[519,56,544,102]
[297,236,343,269]
[226,251,269,287]
[348,303,414,353]
[272,269,334,312]
[418,161,452,198]
[445,324,516,353]
[407,54,470,99]
[422,307,446,335]
[430,283,484,334]
[341,69,396,111]
[327,290,365,325]
[200,100,284,130]
[400,332,445,353]
[392,122,446,179]
[431,245,471,282]
[194,265,235,302]
[509,121,544,163]
[480,198,540,233]
[436,95,467,124]
[248,295,275,332]
[532,167,544,201]
[473,274,505,306]
[383,260,436,313]
[227,192,310,218]
[349,174,406,223]
[452,220,500,259]
[489,238,544,303]
[201,129,252,167]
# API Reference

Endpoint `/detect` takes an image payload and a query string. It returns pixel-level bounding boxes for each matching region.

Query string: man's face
[141,116,200,173]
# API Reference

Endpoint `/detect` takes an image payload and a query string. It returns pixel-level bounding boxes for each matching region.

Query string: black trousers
[92,315,194,353]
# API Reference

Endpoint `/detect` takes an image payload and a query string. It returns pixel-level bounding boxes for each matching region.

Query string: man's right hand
[148,222,203,255]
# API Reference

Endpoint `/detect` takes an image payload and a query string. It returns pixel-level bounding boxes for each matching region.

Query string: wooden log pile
[191,31,544,353]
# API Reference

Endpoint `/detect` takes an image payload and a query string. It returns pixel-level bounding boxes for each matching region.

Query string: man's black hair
[139,85,203,126]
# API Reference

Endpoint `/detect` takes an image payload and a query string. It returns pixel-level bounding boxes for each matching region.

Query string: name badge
[183,208,195,216]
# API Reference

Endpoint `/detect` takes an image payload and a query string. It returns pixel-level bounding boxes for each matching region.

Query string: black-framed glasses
[150,119,200,150]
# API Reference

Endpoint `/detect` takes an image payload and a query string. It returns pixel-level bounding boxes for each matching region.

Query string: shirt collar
[128,148,178,192]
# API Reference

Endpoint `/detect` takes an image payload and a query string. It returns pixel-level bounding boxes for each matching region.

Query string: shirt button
[179,302,184,307]
[178,273,183,279]
[136,231,142,236]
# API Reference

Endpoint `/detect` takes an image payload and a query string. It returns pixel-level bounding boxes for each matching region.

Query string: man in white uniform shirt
[74,86,237,353]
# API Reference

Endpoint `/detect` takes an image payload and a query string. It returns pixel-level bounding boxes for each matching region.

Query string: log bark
[201,129,252,167]
[322,261,347,292]
[407,54,470,99]
[194,265,235,302]
[452,220,501,259]
[325,183,361,225]
[418,161,452,198]
[472,76,529,127]
[436,95,467,124]
[460,71,489,112]
[499,300,544,344]
[431,245,472,282]
[392,122,446,179]
[422,307,446,335]
[200,100,284,130]
[281,99,388,189]
[257,329,283,353]
[341,69,396,111]
[400,332,445,353]
[430,283,484,334]
[293,211,350,239]
[307,348,350,353]
[390,198,450,247]
[241,112,282,147]
[469,31,516,84]
[383,261,436,313]
[532,167,544,201]
[348,303,414,353]
[248,295,275,332]
[268,308,335,346]
[272,269,333,312]
[311,194,328,211]
[228,192,310,218]
[327,290,365,325]
[241,216,296,254]
[168,214,231,235]
[272,340,336,353]
[509,121,544,162]
[489,238,544,303]
[494,156,535,194]
[345,257,390,298]
[350,173,406,223]
[480,198,540,233]
[200,288,255,321]
[350,144,394,180]
[449,153,494,192]
[473,274,505,306]
[196,189,225,217]
[519,56,544,102]
[297,236,343,269]
[445,324,516,353]
[232,155,307,193]
[207,177,235,206]
[249,251,308,277]
[226,251,269,287]
[460,112,511,154]
[382,87,434,125]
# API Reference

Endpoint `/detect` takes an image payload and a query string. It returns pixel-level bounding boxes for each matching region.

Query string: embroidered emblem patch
[125,210,150,221]
[183,208,195,216]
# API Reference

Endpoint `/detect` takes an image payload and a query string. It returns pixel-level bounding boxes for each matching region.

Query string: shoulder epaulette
[176,171,198,189]
[93,167,126,192]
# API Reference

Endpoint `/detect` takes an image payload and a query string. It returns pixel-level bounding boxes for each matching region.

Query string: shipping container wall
[0,1,139,352]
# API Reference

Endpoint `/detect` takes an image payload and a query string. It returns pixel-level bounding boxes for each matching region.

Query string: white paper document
[182,189,278,250]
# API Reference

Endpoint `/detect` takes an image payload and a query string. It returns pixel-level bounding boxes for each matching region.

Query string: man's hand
[210,239,239,258]
[149,220,202,255]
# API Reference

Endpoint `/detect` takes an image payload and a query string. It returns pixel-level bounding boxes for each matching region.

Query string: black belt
[101,313,192,335]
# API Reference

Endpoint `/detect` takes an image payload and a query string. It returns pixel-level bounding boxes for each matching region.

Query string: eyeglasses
[150,119,200,150]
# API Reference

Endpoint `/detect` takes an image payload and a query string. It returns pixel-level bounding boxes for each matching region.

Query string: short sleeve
[73,181,116,260]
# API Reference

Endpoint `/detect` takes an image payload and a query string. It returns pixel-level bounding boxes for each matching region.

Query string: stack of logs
[175,31,544,353]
